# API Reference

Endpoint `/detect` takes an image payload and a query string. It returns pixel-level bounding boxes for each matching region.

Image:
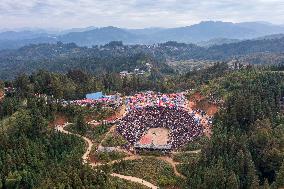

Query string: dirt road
[56,123,158,189]
[111,173,158,189]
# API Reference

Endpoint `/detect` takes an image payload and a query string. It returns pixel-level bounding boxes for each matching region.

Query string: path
[97,104,133,157]
[56,123,93,163]
[55,105,159,189]
[111,173,158,189]
[171,149,201,155]
[158,156,186,179]
[90,155,141,167]
[0,92,4,101]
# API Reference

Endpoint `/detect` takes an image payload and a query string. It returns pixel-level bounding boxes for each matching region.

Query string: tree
[226,171,239,189]
[263,179,270,189]
[75,114,88,135]
[276,163,284,188]
[14,74,33,98]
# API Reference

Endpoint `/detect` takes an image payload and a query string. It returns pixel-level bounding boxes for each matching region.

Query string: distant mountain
[0,21,284,49]
[237,22,284,35]
[255,34,284,40]
[59,26,98,34]
[196,38,241,47]
[58,26,138,46]
[150,21,254,43]
[126,27,164,35]
[0,31,50,40]
[1,36,284,79]
[56,21,284,46]
[150,21,284,43]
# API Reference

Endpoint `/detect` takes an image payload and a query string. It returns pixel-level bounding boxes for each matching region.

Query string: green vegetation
[66,122,111,143]
[173,153,201,164]
[94,151,128,163]
[102,132,128,147]
[0,108,110,188]
[180,136,209,151]
[112,157,182,187]
[1,38,284,80]
[137,151,167,157]
[181,70,284,188]
[1,62,284,188]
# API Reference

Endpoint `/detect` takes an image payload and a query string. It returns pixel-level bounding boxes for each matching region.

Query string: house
[86,92,104,100]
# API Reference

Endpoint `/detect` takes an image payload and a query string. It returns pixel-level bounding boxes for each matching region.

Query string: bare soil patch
[106,105,126,122]
[49,114,68,127]
[196,100,218,116]
[189,92,218,116]
[0,91,4,101]
[189,92,204,102]
[139,128,170,146]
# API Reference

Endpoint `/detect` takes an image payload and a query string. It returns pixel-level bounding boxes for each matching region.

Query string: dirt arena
[139,128,170,146]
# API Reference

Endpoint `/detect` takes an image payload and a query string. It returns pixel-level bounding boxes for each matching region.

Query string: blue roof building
[86,92,104,100]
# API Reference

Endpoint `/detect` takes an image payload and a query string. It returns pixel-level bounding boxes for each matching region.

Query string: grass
[112,157,180,187]
[65,123,111,143]
[94,151,128,163]
[137,151,167,157]
[180,136,209,151]
[173,153,201,164]
[0,111,21,133]
[101,132,128,147]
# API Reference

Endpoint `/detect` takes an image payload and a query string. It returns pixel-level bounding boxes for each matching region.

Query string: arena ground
[138,128,170,146]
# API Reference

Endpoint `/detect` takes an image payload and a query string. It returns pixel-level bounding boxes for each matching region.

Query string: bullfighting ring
[116,92,213,151]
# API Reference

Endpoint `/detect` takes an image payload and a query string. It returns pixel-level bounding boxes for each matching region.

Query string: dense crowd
[117,106,203,149]
[34,93,122,109]
[125,91,187,111]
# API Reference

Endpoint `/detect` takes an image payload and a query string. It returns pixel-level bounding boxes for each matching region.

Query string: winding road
[55,105,160,189]
[56,123,94,164]
[54,103,202,188]
[111,173,158,189]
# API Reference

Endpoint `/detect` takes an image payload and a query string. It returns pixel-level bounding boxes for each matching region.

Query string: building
[134,143,172,153]
[86,92,104,100]
[119,71,134,78]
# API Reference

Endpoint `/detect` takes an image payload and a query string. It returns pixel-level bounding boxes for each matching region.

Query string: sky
[0,0,284,30]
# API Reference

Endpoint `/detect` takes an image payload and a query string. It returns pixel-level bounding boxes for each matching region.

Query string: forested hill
[0,37,284,79]
[0,42,175,80]
[205,37,284,59]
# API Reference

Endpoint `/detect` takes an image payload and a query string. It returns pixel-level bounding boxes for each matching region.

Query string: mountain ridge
[0,21,284,49]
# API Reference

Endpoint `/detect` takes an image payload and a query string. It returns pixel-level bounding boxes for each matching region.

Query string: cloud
[0,0,283,29]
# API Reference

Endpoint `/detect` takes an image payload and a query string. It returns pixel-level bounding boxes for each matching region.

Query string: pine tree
[263,179,270,189]
[246,158,259,189]
[276,163,284,188]
[226,171,239,189]
[75,114,87,135]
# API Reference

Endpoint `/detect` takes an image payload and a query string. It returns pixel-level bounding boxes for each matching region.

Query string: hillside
[1,36,284,79]
[0,21,284,49]
[1,66,284,188]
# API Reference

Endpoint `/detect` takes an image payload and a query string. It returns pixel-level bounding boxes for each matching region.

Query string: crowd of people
[34,93,122,109]
[67,98,122,109]
[117,106,203,149]
[125,91,187,111]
